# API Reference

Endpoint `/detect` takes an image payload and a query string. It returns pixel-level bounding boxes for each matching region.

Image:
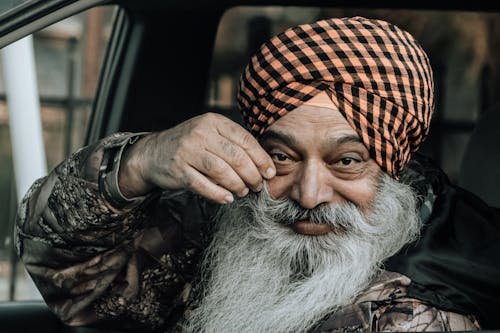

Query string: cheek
[267,175,294,199]
[338,168,381,212]
[339,181,377,212]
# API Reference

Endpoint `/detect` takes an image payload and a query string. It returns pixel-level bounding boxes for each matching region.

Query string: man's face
[185,95,423,333]
[186,103,422,332]
[260,103,382,235]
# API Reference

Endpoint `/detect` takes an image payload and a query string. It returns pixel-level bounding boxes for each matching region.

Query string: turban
[237,16,434,178]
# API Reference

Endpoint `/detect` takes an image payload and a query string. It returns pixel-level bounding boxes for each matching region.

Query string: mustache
[243,187,365,231]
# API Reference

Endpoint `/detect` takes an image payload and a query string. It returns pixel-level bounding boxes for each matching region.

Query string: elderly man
[15,16,499,332]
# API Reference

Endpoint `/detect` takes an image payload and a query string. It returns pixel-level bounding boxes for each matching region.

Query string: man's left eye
[339,157,356,166]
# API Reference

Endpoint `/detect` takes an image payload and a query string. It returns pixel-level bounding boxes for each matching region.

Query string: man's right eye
[271,153,290,162]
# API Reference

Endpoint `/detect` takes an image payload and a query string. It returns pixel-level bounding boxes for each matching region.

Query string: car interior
[0,0,499,332]
[459,105,500,208]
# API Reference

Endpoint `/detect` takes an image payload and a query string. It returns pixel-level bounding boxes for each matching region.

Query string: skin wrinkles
[260,104,382,234]
[201,154,214,172]
[326,135,364,147]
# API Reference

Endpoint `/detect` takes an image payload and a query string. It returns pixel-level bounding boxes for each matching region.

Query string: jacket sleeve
[14,132,214,331]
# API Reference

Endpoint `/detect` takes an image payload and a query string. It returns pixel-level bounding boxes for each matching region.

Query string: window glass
[207,6,500,183]
[0,5,116,300]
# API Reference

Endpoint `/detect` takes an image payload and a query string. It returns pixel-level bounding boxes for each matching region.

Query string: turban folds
[237,16,434,178]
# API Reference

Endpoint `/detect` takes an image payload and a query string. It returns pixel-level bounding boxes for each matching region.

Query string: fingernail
[255,183,263,192]
[224,195,234,203]
[266,167,276,179]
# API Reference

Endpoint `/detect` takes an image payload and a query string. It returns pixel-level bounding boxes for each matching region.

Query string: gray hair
[185,173,421,333]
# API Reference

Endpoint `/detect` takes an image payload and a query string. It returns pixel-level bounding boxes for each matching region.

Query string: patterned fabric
[401,156,437,224]
[237,16,435,178]
[312,271,480,332]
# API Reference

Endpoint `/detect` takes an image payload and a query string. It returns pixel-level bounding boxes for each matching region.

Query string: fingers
[149,152,240,204]
[191,150,250,197]
[182,167,235,204]
[216,119,276,180]
[143,113,275,203]
[205,136,263,192]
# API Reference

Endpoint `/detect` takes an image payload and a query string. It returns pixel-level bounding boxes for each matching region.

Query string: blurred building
[0,5,115,300]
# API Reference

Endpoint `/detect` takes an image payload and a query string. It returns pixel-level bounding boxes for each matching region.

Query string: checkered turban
[237,16,434,178]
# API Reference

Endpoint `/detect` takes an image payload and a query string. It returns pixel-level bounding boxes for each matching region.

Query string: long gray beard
[184,173,421,333]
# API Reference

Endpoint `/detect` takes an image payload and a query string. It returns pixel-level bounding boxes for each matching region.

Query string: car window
[207,6,500,184]
[0,5,116,301]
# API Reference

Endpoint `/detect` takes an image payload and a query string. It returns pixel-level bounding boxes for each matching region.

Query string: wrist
[118,134,156,198]
[98,132,151,208]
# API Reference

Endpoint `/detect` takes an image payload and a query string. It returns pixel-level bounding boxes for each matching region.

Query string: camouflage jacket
[15,132,495,332]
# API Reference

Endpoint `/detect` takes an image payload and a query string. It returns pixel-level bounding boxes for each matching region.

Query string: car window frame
[0,0,110,48]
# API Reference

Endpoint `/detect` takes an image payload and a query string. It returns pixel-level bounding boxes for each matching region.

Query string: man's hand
[118,113,276,204]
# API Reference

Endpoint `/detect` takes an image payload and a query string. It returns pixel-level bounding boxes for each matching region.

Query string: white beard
[184,173,421,333]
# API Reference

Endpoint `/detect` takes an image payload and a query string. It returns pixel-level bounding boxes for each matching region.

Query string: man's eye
[338,157,357,166]
[271,153,290,162]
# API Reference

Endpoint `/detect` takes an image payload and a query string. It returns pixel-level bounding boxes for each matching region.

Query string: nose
[290,159,335,209]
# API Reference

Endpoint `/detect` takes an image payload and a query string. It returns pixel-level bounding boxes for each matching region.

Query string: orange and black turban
[237,16,434,178]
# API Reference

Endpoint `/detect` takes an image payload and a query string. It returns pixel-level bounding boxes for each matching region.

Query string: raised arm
[15,113,275,331]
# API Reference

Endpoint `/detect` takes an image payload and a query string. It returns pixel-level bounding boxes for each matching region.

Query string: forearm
[16,133,152,249]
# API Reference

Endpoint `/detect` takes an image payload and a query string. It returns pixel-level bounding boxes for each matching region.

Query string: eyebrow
[260,130,299,147]
[333,135,364,145]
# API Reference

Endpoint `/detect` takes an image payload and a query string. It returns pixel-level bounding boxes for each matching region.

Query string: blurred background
[0,4,499,301]
[0,5,117,300]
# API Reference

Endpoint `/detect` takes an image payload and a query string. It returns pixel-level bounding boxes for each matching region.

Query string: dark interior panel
[118,7,225,132]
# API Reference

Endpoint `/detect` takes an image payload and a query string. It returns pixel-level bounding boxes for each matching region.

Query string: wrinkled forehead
[264,91,353,132]
[262,92,363,149]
